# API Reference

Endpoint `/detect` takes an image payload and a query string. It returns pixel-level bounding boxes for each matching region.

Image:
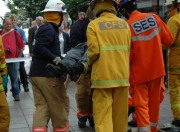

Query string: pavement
[6,60,174,132]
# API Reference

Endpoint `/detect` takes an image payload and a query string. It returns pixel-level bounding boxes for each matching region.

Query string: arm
[33,25,57,61]
[87,22,100,67]
[167,18,178,44]
[16,32,25,58]
[28,27,35,55]
[155,15,174,46]
[0,36,7,76]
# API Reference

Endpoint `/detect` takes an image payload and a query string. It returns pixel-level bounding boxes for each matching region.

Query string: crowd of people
[0,0,179,132]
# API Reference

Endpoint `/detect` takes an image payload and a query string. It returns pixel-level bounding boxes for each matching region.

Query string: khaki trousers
[75,74,92,114]
[93,87,128,132]
[30,77,69,128]
[0,91,10,132]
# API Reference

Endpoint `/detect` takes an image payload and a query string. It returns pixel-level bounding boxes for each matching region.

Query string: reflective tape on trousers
[5,57,32,63]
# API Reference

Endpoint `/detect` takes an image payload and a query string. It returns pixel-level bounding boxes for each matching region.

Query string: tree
[63,0,89,20]
[3,0,47,20]
[3,0,90,22]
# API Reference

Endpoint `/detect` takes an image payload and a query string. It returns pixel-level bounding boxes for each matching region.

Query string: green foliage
[2,0,90,22]
[62,0,90,20]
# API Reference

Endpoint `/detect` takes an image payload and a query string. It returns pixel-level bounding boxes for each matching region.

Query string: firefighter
[46,7,95,129]
[84,0,131,131]
[119,0,174,132]
[166,0,180,127]
[0,35,10,132]
[29,0,70,132]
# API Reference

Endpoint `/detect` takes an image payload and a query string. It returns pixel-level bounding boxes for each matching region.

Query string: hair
[10,14,18,21]
[3,17,11,24]
[36,16,44,22]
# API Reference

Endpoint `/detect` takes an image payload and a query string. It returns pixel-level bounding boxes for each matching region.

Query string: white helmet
[41,0,66,13]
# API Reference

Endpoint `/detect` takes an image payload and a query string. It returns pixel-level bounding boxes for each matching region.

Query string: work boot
[77,116,88,128]
[172,119,180,127]
[46,63,67,82]
[88,115,94,128]
[70,62,84,82]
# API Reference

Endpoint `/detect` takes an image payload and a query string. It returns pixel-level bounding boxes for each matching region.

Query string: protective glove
[53,57,61,65]
[82,63,91,74]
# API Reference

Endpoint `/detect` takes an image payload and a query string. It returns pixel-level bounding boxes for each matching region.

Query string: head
[78,12,86,20]
[118,0,137,19]
[36,16,44,27]
[86,6,96,20]
[90,0,117,17]
[31,20,37,27]
[63,21,70,29]
[166,0,180,17]
[3,17,13,32]
[10,14,18,28]
[41,0,66,26]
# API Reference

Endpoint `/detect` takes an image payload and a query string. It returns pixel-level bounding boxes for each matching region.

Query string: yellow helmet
[90,0,117,9]
[90,0,117,16]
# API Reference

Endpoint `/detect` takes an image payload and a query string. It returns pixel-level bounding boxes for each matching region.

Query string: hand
[53,57,61,65]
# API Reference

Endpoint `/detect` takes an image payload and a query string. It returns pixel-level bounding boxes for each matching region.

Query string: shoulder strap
[14,29,18,57]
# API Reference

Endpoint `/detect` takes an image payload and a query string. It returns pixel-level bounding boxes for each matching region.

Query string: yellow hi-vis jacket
[0,36,8,91]
[87,12,131,88]
[167,10,180,74]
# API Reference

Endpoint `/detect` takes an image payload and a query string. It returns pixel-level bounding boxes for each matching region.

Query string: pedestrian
[28,16,44,57]
[119,0,174,131]
[10,14,29,92]
[166,0,180,127]
[0,17,24,101]
[29,0,70,131]
[0,35,10,132]
[58,26,70,56]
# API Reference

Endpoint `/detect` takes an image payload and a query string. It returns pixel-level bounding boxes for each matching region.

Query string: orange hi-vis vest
[128,11,173,85]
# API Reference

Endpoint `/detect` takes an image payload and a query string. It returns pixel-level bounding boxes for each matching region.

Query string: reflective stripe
[0,84,3,91]
[172,104,180,109]
[132,28,161,42]
[150,122,158,127]
[169,68,180,73]
[0,63,6,69]
[100,45,130,51]
[91,79,129,87]
[138,126,151,132]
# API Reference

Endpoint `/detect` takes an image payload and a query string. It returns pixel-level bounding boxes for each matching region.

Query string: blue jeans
[7,62,20,96]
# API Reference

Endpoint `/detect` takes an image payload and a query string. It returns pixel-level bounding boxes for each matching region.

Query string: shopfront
[137,0,167,22]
